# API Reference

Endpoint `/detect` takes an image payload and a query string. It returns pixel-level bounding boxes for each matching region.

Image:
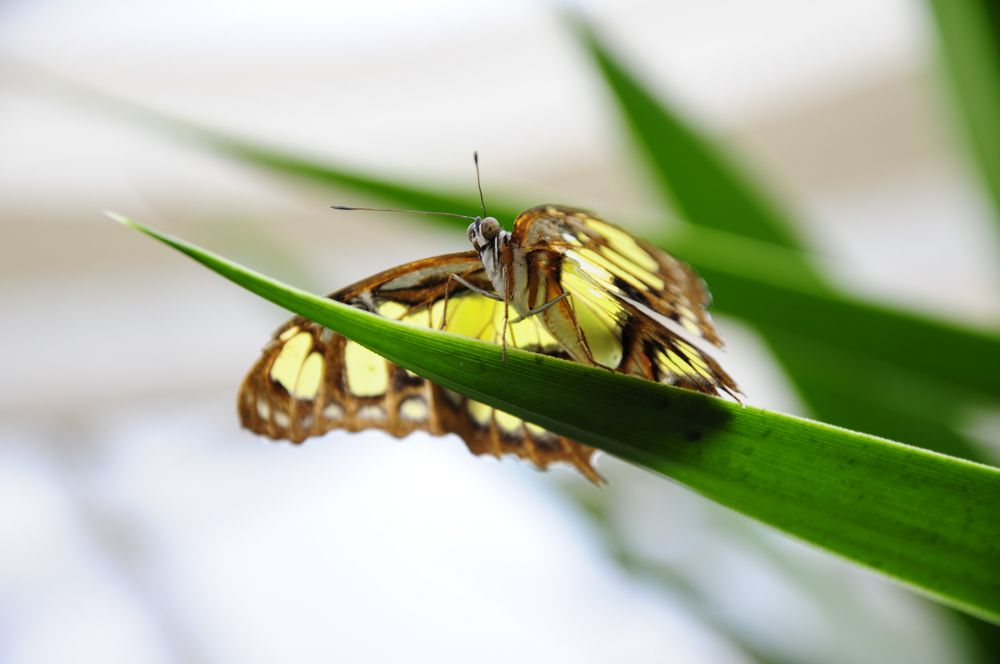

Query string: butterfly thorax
[467,217,520,305]
[479,230,512,297]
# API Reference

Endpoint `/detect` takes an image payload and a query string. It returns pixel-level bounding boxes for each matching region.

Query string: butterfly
[238,204,739,483]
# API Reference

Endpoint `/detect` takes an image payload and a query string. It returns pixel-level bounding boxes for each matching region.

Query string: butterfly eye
[480,217,500,241]
[466,222,477,241]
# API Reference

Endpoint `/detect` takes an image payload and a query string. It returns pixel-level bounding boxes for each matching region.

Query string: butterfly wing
[238,251,602,482]
[510,205,739,398]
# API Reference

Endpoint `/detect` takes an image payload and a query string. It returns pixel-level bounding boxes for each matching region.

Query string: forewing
[238,251,603,483]
[512,205,739,397]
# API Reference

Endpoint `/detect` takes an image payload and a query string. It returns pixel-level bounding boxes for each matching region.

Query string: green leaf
[759,327,984,461]
[928,0,1000,226]
[112,212,1000,624]
[207,135,515,223]
[564,14,816,265]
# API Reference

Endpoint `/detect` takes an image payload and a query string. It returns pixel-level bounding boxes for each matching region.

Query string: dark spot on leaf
[685,430,703,442]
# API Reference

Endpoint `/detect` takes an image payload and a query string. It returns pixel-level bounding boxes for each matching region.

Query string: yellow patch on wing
[357,405,386,421]
[508,312,559,350]
[467,399,492,426]
[574,247,645,292]
[585,217,659,272]
[278,325,301,342]
[399,397,429,422]
[270,331,313,395]
[560,259,627,369]
[657,349,687,378]
[674,340,714,379]
[295,351,325,399]
[598,246,665,290]
[525,422,548,437]
[344,340,389,396]
[434,295,495,340]
[577,305,623,368]
[494,410,523,434]
[566,248,615,287]
[376,300,408,320]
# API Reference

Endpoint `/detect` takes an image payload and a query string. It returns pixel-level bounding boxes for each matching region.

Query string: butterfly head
[467,216,502,253]
[467,216,509,292]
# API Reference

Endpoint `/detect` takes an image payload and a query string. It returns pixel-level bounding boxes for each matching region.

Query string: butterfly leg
[510,292,570,324]
[501,295,509,363]
[442,273,502,329]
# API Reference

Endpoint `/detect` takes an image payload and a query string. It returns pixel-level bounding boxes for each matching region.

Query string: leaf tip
[105,209,137,228]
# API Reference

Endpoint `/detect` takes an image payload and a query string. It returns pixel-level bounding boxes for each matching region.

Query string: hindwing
[238,251,603,483]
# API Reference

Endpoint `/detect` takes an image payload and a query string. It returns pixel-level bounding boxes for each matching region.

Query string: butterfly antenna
[331,205,477,221]
[473,151,487,218]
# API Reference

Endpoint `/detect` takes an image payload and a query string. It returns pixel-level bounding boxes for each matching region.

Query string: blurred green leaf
[208,135,509,222]
[928,0,1000,226]
[115,212,1000,624]
[564,13,818,277]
